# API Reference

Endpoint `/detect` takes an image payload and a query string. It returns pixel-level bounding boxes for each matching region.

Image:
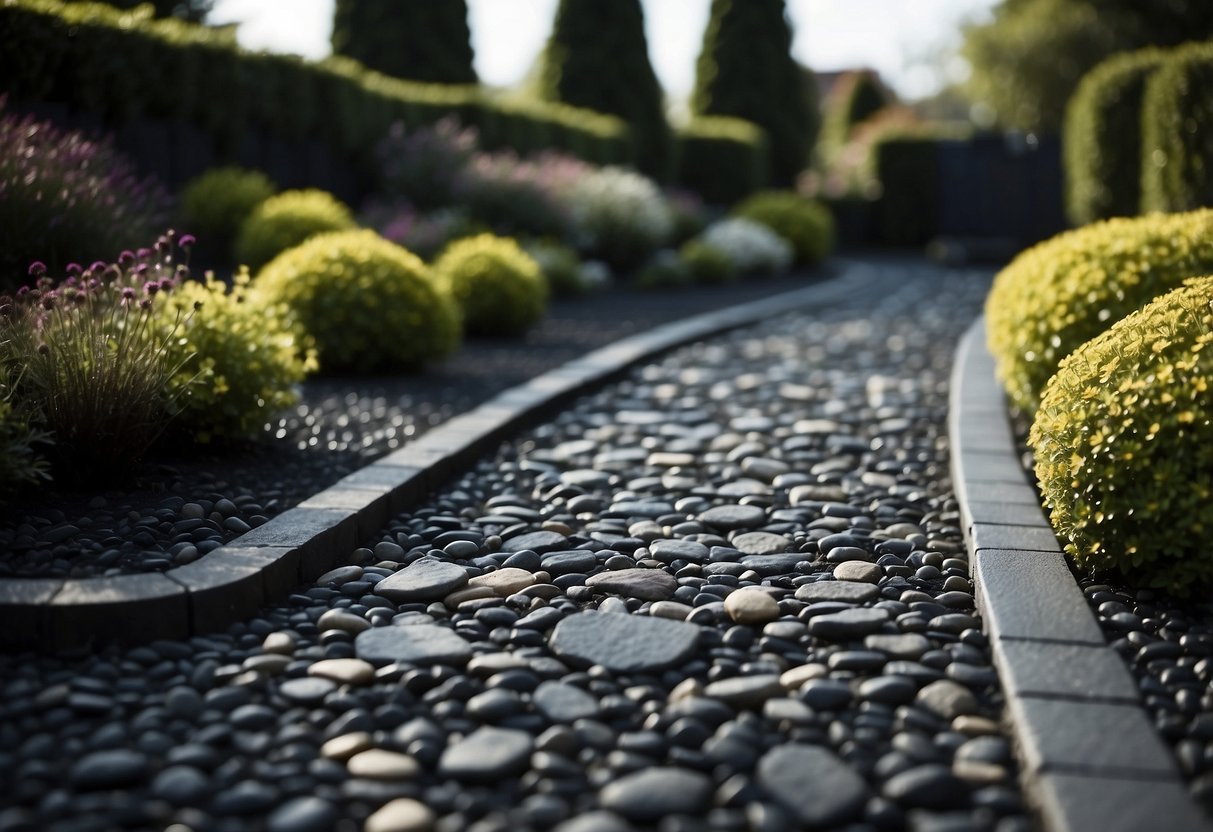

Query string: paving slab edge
[950,318,1213,832]
[1,260,879,654]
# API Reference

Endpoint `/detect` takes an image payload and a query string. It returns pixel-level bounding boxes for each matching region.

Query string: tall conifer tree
[332,0,476,85]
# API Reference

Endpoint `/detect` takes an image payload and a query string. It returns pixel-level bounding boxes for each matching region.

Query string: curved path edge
[950,317,1212,832]
[1,261,879,654]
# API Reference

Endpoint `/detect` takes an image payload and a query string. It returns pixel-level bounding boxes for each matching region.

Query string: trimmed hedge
[1031,277,1213,595]
[0,0,634,172]
[985,209,1213,413]
[1063,48,1166,226]
[1142,42,1213,214]
[675,116,769,205]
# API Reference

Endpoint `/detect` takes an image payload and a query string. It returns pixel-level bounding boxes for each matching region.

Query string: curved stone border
[0,262,881,654]
[950,318,1212,832]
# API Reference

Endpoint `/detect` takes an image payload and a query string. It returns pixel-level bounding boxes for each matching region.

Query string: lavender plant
[0,234,197,483]
[0,102,169,287]
[376,118,480,209]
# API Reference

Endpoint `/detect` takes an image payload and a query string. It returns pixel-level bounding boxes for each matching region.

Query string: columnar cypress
[331,0,477,85]
[691,0,816,185]
[536,0,672,180]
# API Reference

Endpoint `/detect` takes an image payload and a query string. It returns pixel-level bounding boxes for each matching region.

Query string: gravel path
[0,270,835,580]
[0,260,1030,832]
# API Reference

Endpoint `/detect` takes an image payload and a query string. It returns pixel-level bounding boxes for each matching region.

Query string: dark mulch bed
[0,265,846,579]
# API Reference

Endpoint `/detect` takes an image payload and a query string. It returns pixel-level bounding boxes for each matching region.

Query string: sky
[209,0,1000,104]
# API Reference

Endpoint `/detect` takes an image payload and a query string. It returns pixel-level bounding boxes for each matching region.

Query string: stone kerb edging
[950,318,1212,832]
[0,261,881,654]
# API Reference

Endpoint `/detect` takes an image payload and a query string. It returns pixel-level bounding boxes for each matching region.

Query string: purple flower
[27,261,46,277]
[144,281,159,296]
[178,234,196,249]
[88,261,106,272]
[118,251,135,266]
[65,263,82,276]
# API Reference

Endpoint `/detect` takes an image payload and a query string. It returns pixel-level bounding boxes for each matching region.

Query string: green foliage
[695,217,792,276]
[434,234,547,336]
[679,239,737,284]
[1063,48,1166,225]
[162,270,316,444]
[331,0,475,85]
[536,0,672,180]
[77,0,211,22]
[985,209,1213,413]
[635,250,692,290]
[567,166,673,270]
[253,230,459,373]
[691,0,816,185]
[1031,277,1213,595]
[818,70,892,166]
[1141,42,1213,214]
[236,189,356,273]
[179,166,277,263]
[731,190,834,265]
[0,365,51,498]
[523,240,587,298]
[674,116,770,204]
[0,0,634,169]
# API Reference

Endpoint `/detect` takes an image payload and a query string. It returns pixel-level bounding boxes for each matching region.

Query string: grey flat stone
[501,531,569,553]
[732,531,791,555]
[70,749,149,789]
[438,727,533,781]
[807,607,890,639]
[698,505,766,531]
[917,679,979,720]
[973,549,1105,644]
[374,558,468,602]
[957,451,1031,483]
[585,568,677,600]
[532,681,600,722]
[599,767,714,822]
[549,611,699,672]
[355,624,473,666]
[740,554,806,575]
[963,499,1049,530]
[972,523,1062,553]
[540,551,598,576]
[757,744,869,826]
[1035,771,1213,832]
[996,639,1139,702]
[649,539,710,563]
[795,581,880,603]
[703,674,783,708]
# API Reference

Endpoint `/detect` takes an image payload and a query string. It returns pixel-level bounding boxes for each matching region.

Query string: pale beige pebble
[740,456,789,482]
[883,522,925,539]
[541,520,574,536]
[230,669,264,687]
[467,652,530,678]
[242,654,291,675]
[649,601,694,621]
[364,798,435,832]
[321,732,373,761]
[443,586,498,607]
[917,679,979,720]
[521,583,561,600]
[646,451,697,468]
[374,560,401,570]
[347,749,421,780]
[943,576,973,592]
[531,571,552,585]
[315,565,364,586]
[669,677,704,703]
[952,715,1002,737]
[899,589,935,604]
[317,608,371,634]
[780,663,828,691]
[627,521,664,542]
[261,632,295,655]
[309,658,376,685]
[952,759,1009,785]
[724,588,781,624]
[467,567,537,596]
[832,561,882,584]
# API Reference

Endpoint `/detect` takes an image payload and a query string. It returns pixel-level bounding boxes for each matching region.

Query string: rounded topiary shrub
[254,230,459,374]
[986,209,1213,413]
[179,166,277,263]
[236,189,357,273]
[433,234,547,336]
[731,190,835,265]
[523,240,587,298]
[679,238,736,285]
[1031,277,1213,594]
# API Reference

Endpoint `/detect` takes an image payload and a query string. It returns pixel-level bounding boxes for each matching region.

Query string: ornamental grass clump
[434,234,548,336]
[163,270,317,444]
[986,209,1213,413]
[0,104,168,286]
[254,230,459,374]
[732,190,835,265]
[1031,277,1213,595]
[0,234,197,482]
[235,189,357,273]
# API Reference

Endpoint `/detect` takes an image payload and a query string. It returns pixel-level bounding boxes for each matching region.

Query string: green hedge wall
[872,136,938,247]
[1063,48,1166,226]
[1142,42,1213,214]
[0,0,633,172]
[674,116,769,205]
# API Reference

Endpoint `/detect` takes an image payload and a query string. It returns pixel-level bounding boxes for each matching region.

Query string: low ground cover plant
[732,190,835,265]
[693,217,793,277]
[1031,277,1213,595]
[985,208,1213,412]
[434,234,547,336]
[254,229,460,374]
[236,189,357,273]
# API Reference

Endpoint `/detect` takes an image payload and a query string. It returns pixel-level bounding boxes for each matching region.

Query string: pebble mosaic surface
[0,264,1031,831]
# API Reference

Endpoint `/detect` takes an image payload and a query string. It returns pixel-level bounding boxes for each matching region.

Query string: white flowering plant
[696,217,793,276]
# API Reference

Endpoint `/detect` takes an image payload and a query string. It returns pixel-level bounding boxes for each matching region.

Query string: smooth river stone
[758,744,870,825]
[501,531,569,553]
[697,504,766,531]
[649,539,710,563]
[549,611,700,672]
[374,557,468,602]
[732,531,791,555]
[723,588,781,624]
[794,581,880,603]
[584,568,677,601]
[355,624,473,666]
[438,727,533,781]
[599,767,714,822]
[833,560,882,583]
[467,567,536,596]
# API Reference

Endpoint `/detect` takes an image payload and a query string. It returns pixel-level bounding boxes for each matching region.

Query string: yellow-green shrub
[179,166,277,261]
[986,209,1213,412]
[1031,277,1213,594]
[679,239,736,285]
[254,230,459,373]
[235,189,356,272]
[731,190,835,265]
[524,240,587,298]
[434,234,547,336]
[163,271,316,443]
